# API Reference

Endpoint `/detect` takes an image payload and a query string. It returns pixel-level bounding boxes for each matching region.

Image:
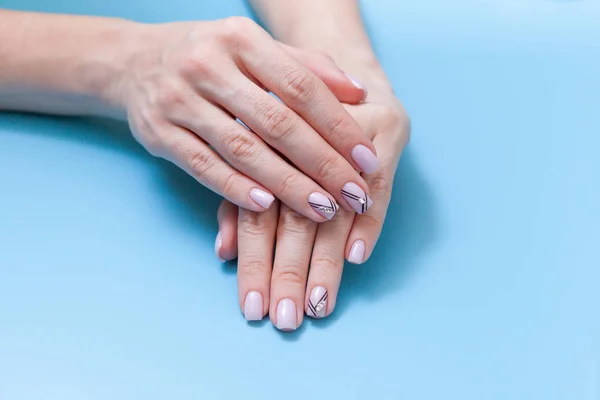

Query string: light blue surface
[1,1,599,399]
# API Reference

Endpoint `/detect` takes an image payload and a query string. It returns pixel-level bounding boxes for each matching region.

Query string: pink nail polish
[348,240,366,264]
[276,298,297,331]
[351,144,379,174]
[341,182,373,214]
[307,286,328,318]
[345,73,368,101]
[244,291,263,321]
[250,188,275,209]
[214,232,225,262]
[308,192,338,220]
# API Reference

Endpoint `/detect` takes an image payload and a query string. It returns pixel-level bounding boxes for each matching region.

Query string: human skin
[0,10,377,221]
[216,0,411,330]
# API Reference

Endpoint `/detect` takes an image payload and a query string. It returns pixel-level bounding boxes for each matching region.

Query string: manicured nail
[214,232,225,262]
[276,298,297,331]
[244,291,263,321]
[250,188,275,209]
[345,73,368,101]
[348,240,366,264]
[308,192,338,220]
[351,144,379,174]
[307,286,328,318]
[341,182,373,214]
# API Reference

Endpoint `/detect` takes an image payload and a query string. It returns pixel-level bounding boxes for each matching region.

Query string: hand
[107,17,379,221]
[215,85,410,329]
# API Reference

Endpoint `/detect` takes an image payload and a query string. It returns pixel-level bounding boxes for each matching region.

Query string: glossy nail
[308,192,338,220]
[250,188,275,209]
[307,286,328,318]
[341,182,373,214]
[244,291,263,321]
[348,240,366,264]
[276,298,297,331]
[351,144,379,174]
[345,73,368,101]
[214,232,225,262]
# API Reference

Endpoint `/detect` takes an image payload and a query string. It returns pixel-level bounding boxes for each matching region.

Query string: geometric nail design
[307,286,328,318]
[308,192,338,220]
[341,182,373,214]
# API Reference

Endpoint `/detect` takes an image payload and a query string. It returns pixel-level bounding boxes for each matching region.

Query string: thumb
[279,42,367,104]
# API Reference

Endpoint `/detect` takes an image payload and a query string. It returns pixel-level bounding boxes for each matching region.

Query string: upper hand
[109,17,379,221]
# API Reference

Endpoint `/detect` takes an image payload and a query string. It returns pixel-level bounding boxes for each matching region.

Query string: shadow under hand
[318,148,439,325]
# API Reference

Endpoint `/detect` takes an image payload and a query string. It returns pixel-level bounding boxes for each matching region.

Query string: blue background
[1,0,599,399]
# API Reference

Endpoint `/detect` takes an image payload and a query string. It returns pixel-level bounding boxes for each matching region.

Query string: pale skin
[0,10,377,222]
[0,3,410,332]
[216,0,411,330]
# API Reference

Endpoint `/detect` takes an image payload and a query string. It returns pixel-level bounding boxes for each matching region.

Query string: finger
[278,43,367,104]
[270,204,318,331]
[215,200,238,262]
[237,201,279,321]
[239,34,380,174]
[211,75,374,215]
[169,96,341,222]
[305,208,355,319]
[345,136,403,264]
[155,122,275,213]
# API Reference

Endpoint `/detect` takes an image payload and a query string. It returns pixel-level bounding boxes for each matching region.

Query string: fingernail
[351,144,379,174]
[348,240,366,264]
[249,188,275,209]
[276,298,297,331]
[308,192,338,220]
[341,182,373,214]
[244,291,263,321]
[307,286,328,318]
[345,73,368,101]
[214,232,225,262]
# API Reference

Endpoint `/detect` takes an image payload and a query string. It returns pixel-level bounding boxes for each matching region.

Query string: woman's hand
[109,17,380,221]
[216,87,410,329]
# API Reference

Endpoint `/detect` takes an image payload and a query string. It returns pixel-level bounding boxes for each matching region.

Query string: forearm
[250,0,391,94]
[0,10,140,117]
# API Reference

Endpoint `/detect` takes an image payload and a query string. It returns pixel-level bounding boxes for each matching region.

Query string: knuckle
[326,114,348,141]
[358,212,381,229]
[188,151,215,178]
[278,173,300,197]
[155,81,186,112]
[276,267,305,286]
[179,46,218,81]
[259,103,295,142]
[279,208,313,232]
[224,132,258,162]
[281,69,315,103]
[240,259,268,277]
[239,212,269,236]
[370,170,392,195]
[315,156,339,182]
[311,254,342,274]
[221,172,238,198]
[217,16,256,45]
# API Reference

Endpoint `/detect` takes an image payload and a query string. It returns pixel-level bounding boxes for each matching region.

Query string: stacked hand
[216,79,410,330]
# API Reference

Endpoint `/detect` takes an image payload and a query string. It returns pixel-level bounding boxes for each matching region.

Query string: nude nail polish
[308,192,338,220]
[351,144,379,174]
[276,298,297,331]
[348,240,366,264]
[244,291,263,321]
[341,182,373,214]
[249,188,275,209]
[345,73,368,101]
[307,286,328,318]
[214,232,225,262]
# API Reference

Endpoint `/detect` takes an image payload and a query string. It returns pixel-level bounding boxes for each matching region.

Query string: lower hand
[216,84,410,329]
